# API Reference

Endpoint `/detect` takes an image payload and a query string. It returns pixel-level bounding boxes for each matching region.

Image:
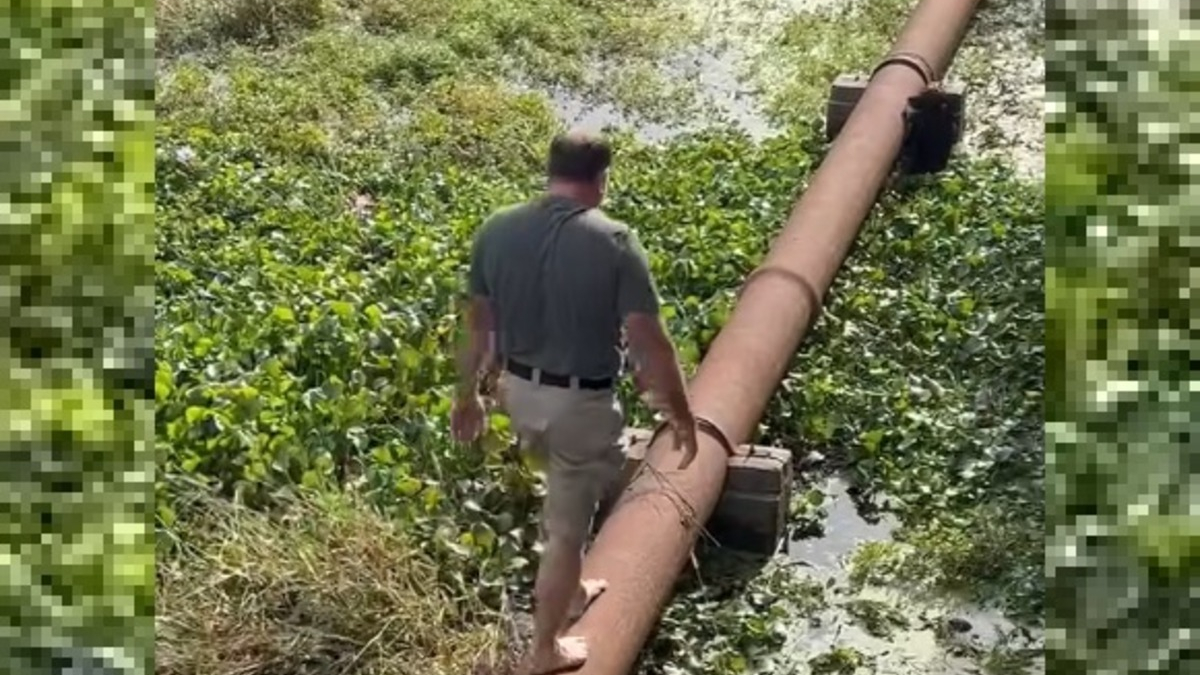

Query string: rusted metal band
[739,265,824,329]
[647,413,740,458]
[872,50,936,86]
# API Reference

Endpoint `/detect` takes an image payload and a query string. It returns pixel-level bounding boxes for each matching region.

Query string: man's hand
[637,371,699,470]
[667,406,699,470]
[450,393,487,443]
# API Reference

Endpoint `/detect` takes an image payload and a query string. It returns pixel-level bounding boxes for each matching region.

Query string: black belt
[504,358,613,390]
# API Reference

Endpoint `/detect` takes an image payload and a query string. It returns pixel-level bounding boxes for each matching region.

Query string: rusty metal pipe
[567,0,981,672]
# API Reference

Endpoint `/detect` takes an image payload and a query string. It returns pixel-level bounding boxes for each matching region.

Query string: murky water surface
[544,0,1044,178]
[546,45,778,142]
[781,476,1043,674]
[788,476,898,575]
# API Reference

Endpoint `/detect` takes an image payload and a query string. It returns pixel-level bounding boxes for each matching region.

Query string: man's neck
[546,181,595,208]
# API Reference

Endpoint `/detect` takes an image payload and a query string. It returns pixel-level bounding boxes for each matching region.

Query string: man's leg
[522,451,605,674]
[523,529,589,673]
[530,517,608,625]
[517,387,624,675]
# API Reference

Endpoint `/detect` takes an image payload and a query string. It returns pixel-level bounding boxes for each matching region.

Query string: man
[450,130,699,675]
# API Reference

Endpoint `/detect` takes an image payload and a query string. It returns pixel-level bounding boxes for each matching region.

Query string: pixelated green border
[2,1,155,674]
[1047,2,1197,674]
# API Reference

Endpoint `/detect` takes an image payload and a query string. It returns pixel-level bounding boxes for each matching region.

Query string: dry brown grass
[156,492,518,675]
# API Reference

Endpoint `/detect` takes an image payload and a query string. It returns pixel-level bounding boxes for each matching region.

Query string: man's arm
[615,231,691,422]
[456,226,496,400]
[624,313,690,417]
[456,295,495,400]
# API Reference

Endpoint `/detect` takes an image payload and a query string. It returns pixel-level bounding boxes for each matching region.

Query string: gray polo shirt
[467,194,660,380]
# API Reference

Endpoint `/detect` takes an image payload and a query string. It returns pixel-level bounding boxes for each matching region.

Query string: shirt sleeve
[615,228,660,318]
[467,225,489,297]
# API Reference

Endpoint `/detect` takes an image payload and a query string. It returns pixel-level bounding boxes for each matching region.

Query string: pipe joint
[647,414,739,458]
[872,50,937,86]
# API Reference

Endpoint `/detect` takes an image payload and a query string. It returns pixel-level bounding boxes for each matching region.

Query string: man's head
[546,130,612,208]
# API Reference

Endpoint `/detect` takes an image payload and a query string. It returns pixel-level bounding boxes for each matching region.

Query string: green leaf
[272,306,296,323]
[862,428,884,453]
[193,337,214,357]
[157,503,177,528]
[364,304,384,327]
[330,300,354,319]
[471,523,496,553]
[396,477,422,497]
[423,486,443,511]
[155,369,173,400]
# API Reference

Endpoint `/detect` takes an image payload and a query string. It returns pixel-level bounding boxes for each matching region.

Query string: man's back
[468,194,659,380]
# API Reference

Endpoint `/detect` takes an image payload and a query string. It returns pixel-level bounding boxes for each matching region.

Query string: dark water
[781,476,1044,674]
[788,476,899,575]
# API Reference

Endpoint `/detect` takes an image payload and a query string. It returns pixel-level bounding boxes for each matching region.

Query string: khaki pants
[497,371,626,546]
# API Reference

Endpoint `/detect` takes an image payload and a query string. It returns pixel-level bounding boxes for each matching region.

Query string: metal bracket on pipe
[593,416,737,533]
[740,265,825,336]
[871,50,936,85]
[871,49,963,175]
[646,414,739,458]
[898,83,964,174]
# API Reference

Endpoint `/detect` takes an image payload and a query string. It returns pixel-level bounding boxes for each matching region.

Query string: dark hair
[546,130,612,183]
